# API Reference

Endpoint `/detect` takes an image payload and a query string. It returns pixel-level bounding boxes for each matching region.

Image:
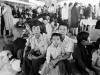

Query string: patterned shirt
[26,34,48,54]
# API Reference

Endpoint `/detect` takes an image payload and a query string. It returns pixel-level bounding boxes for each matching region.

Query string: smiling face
[51,36,61,47]
[58,25,68,36]
[32,26,41,39]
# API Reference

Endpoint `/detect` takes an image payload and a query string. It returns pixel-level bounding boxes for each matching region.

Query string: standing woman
[1,2,13,37]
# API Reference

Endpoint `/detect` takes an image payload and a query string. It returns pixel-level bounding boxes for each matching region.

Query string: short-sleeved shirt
[62,36,74,53]
[92,50,100,67]
[46,43,65,63]
[26,34,48,54]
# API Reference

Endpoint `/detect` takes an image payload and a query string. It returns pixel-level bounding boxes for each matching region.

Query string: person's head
[77,32,90,46]
[51,33,63,47]
[58,24,68,36]
[26,19,46,35]
[95,20,100,29]
[64,3,67,6]
[74,2,78,7]
[69,3,73,7]
[95,38,100,49]
[51,4,54,6]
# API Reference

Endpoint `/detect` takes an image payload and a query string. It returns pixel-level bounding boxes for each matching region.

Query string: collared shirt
[46,43,65,63]
[26,34,48,54]
[92,50,100,67]
[62,36,74,53]
[61,6,69,20]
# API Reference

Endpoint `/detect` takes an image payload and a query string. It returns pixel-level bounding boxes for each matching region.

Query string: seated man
[23,19,48,75]
[73,32,96,75]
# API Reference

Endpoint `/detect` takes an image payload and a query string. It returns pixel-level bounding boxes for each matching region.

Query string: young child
[40,33,66,75]
[92,38,100,75]
[0,50,21,75]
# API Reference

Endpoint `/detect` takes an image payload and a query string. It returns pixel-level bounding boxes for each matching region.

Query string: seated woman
[40,33,67,75]
[23,19,49,75]
[92,38,100,75]
[0,50,21,75]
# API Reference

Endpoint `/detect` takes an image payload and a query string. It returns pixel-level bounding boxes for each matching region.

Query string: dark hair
[25,19,46,34]
[50,33,63,42]
[58,24,68,29]
[77,32,89,44]
[95,20,100,29]
[64,3,67,6]
[95,38,100,49]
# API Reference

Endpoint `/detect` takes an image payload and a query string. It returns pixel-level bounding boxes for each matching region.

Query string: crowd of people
[0,1,100,75]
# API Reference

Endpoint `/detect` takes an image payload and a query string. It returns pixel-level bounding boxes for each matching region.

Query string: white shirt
[46,43,65,63]
[48,6,56,13]
[61,6,69,20]
[46,23,52,39]
[92,50,100,67]
[96,7,100,17]
[62,36,74,53]
[26,34,48,54]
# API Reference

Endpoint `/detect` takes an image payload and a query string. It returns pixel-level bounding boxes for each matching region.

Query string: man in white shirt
[58,24,75,75]
[61,3,69,26]
[96,3,100,20]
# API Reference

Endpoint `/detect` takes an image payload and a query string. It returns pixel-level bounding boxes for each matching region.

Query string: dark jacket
[73,44,93,71]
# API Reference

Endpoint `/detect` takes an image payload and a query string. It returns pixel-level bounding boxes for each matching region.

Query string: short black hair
[77,32,89,44]
[25,19,46,34]
[95,20,100,29]
[51,33,63,42]
[58,24,68,29]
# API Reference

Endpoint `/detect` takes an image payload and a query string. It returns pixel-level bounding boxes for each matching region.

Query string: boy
[23,19,48,75]
[58,24,75,75]
[40,33,67,75]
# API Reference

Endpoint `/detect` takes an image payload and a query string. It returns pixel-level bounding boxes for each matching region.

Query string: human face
[32,26,40,34]
[51,36,61,47]
[32,26,41,39]
[82,37,90,46]
[59,25,68,36]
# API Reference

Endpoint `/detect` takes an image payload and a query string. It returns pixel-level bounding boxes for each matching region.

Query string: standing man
[61,3,69,27]
[95,2,100,20]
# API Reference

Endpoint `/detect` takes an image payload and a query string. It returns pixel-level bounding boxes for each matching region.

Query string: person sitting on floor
[92,38,100,75]
[23,19,49,75]
[73,31,96,75]
[40,33,67,75]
